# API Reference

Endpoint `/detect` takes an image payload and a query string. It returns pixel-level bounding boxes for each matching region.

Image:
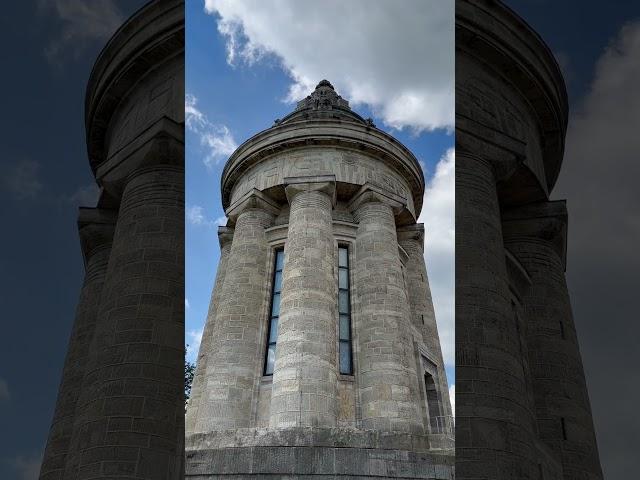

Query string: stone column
[185,226,233,434]
[39,208,115,480]
[397,224,452,422]
[66,163,184,479]
[456,152,538,479]
[270,176,338,429]
[195,189,279,432]
[349,185,423,434]
[503,202,603,480]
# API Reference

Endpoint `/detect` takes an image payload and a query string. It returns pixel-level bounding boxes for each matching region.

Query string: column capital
[217,226,234,249]
[225,188,280,223]
[502,200,568,268]
[283,174,336,206]
[78,207,117,264]
[347,182,406,215]
[397,223,426,248]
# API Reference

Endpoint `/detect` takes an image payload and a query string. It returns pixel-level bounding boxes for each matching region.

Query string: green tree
[185,346,195,408]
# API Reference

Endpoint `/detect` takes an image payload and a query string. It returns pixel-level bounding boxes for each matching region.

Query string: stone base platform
[185,427,454,479]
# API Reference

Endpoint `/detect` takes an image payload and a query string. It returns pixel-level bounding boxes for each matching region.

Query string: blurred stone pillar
[194,189,278,432]
[66,151,184,479]
[39,208,115,480]
[269,176,338,428]
[185,226,233,433]
[503,201,603,480]
[349,185,423,434]
[456,151,538,478]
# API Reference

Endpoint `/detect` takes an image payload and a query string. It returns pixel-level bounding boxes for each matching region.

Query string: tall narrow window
[264,249,284,375]
[338,246,353,374]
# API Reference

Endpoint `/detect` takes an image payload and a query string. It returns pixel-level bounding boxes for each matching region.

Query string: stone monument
[456,1,603,479]
[186,80,454,478]
[39,1,185,478]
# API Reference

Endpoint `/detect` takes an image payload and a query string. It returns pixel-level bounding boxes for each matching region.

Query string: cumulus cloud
[67,183,100,206]
[418,148,455,368]
[1,159,43,200]
[186,328,204,364]
[186,205,227,228]
[553,21,640,479]
[204,0,454,133]
[39,0,123,65]
[186,94,238,168]
[449,384,455,416]
[8,452,42,480]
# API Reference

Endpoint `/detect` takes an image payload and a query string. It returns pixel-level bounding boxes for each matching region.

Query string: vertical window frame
[338,245,353,375]
[263,248,284,376]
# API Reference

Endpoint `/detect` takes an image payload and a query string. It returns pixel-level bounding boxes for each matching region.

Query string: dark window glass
[271,293,281,316]
[338,290,349,314]
[264,249,284,375]
[338,246,353,375]
[338,247,348,267]
[339,341,351,374]
[339,314,350,340]
[339,268,349,289]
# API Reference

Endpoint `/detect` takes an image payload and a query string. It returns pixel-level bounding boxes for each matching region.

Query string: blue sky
[185,0,455,404]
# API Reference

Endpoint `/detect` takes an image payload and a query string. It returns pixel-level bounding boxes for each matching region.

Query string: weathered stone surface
[187,81,452,477]
[456,1,603,478]
[39,1,185,479]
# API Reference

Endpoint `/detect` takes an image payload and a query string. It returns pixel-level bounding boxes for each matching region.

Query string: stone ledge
[186,445,454,479]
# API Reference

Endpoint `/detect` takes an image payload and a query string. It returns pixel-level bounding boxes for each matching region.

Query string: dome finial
[316,79,334,90]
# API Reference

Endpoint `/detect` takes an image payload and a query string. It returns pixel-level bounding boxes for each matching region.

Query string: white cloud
[40,0,123,65]
[185,298,190,310]
[186,94,238,168]
[449,384,455,417]
[186,205,213,227]
[8,452,42,480]
[186,328,204,364]
[68,183,100,206]
[1,159,43,200]
[418,148,455,369]
[0,378,9,401]
[215,215,227,227]
[204,0,454,133]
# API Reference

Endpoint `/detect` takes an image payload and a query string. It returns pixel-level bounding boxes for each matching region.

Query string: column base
[186,427,454,479]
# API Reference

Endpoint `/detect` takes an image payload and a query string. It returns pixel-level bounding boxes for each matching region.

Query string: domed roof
[274,80,375,127]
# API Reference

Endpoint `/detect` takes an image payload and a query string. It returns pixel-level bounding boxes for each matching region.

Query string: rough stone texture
[456,1,603,478]
[39,1,185,479]
[194,196,276,432]
[186,228,233,434]
[350,192,423,435]
[270,178,338,428]
[39,210,115,480]
[187,80,452,478]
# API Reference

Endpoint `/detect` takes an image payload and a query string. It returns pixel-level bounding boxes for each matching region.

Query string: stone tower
[39,1,185,479]
[186,80,454,478]
[456,1,603,479]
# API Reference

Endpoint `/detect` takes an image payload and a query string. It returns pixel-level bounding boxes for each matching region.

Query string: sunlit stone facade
[186,80,454,478]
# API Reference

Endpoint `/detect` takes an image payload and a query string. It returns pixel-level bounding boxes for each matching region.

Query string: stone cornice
[347,182,406,216]
[283,175,337,206]
[217,226,234,248]
[225,188,281,222]
[85,0,184,174]
[457,0,568,193]
[220,119,425,217]
[502,200,568,269]
[77,207,117,264]
[397,224,426,249]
